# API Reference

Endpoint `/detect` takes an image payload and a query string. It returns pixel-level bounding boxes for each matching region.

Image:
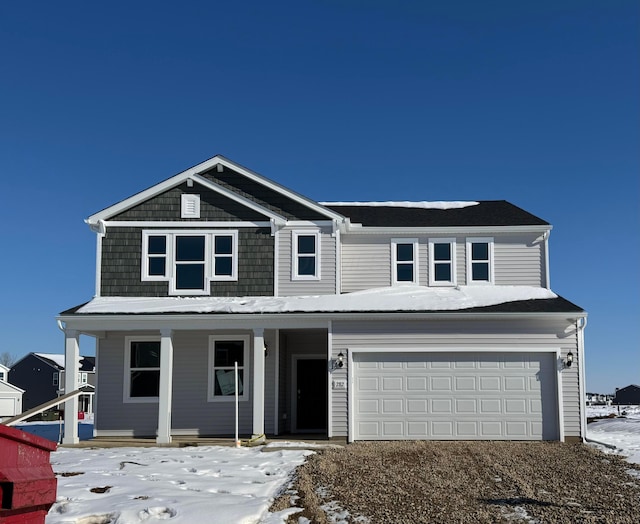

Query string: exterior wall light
[336,351,344,369]
[565,351,574,368]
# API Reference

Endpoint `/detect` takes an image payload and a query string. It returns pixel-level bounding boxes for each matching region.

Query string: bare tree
[0,352,17,368]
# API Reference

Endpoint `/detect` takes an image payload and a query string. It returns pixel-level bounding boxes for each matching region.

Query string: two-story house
[9,353,95,416]
[57,155,587,445]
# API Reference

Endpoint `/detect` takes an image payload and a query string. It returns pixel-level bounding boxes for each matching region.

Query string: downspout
[577,316,588,441]
[544,230,551,289]
[85,219,106,297]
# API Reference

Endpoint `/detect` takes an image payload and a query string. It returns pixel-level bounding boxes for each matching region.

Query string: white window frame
[466,237,494,284]
[212,231,239,281]
[52,372,59,386]
[208,335,250,402]
[292,230,321,281]
[391,238,419,285]
[429,238,457,286]
[80,372,88,385]
[142,230,239,295]
[124,336,161,403]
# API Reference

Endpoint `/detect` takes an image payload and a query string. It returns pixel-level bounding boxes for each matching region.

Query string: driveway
[273,441,640,523]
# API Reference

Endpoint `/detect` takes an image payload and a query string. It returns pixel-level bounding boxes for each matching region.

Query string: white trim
[157,329,174,444]
[212,230,239,281]
[170,232,210,295]
[62,330,80,445]
[252,328,265,437]
[105,221,271,228]
[95,230,103,297]
[273,229,280,295]
[544,230,551,289]
[428,238,457,287]
[577,317,587,441]
[334,230,341,294]
[466,237,494,285]
[291,353,326,433]
[391,238,419,285]
[291,230,321,281]
[207,335,250,402]
[123,336,161,403]
[347,347,563,443]
[344,225,552,235]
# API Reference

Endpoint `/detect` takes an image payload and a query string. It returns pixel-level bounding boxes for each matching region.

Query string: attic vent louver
[181,194,201,218]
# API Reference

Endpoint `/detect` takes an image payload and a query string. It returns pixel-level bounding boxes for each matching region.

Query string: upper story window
[52,372,59,386]
[142,230,238,295]
[292,230,321,280]
[124,338,160,402]
[429,238,456,286]
[0,371,5,382]
[392,238,418,285]
[466,237,494,284]
[208,335,250,402]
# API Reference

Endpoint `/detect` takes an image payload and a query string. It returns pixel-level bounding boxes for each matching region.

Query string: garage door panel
[353,352,558,441]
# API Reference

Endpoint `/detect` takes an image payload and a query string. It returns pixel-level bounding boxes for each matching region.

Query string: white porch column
[252,328,265,438]
[157,328,174,444]
[62,329,80,445]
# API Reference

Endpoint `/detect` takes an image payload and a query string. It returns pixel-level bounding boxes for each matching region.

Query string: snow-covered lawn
[44,408,640,524]
[47,444,313,524]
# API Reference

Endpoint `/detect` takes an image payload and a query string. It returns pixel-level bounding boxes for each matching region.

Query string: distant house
[0,364,9,382]
[614,385,640,405]
[0,371,24,420]
[8,353,96,415]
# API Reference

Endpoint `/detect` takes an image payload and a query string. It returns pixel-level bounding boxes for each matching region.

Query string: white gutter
[544,230,551,289]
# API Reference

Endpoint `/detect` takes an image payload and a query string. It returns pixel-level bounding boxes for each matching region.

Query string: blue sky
[0,1,637,393]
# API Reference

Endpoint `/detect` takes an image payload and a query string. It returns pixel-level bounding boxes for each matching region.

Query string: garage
[352,351,559,441]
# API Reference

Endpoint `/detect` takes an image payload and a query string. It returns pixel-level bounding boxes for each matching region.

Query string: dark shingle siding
[325,201,549,227]
[112,183,269,221]
[199,166,328,221]
[100,227,273,297]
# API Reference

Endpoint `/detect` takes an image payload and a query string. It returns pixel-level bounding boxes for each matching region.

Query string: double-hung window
[292,230,320,280]
[142,230,238,295]
[466,237,494,284]
[392,238,418,284]
[429,238,456,286]
[125,338,160,402]
[208,335,250,401]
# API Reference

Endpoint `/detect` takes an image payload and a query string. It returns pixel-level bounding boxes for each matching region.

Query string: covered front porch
[59,315,333,445]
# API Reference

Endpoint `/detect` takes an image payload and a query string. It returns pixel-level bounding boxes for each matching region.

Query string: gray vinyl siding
[341,232,546,292]
[277,227,337,296]
[101,227,273,297]
[329,317,580,439]
[96,330,265,437]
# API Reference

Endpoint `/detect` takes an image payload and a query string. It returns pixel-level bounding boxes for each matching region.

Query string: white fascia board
[57,310,585,333]
[0,381,25,393]
[343,224,553,235]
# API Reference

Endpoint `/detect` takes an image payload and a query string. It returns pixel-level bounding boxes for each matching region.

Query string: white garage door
[353,352,558,441]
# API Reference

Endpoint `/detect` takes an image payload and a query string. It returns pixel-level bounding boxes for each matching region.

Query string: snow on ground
[47,445,312,524]
[41,408,640,523]
[586,405,640,465]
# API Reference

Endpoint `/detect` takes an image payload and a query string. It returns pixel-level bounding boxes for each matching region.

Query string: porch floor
[60,434,347,449]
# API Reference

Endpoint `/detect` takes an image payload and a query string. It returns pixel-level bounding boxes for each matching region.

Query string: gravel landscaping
[272,441,640,523]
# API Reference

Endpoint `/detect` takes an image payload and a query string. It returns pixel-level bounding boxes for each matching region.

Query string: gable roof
[87,155,345,226]
[323,201,549,228]
[12,353,96,372]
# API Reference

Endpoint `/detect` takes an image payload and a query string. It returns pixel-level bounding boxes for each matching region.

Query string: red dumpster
[0,425,57,524]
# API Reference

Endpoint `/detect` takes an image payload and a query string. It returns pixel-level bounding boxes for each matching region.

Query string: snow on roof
[320,201,479,210]
[76,286,557,315]
[35,353,66,368]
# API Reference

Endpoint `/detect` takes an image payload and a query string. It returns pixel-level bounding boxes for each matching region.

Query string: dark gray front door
[296,359,327,431]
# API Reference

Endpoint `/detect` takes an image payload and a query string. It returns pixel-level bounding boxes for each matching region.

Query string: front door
[295,358,327,432]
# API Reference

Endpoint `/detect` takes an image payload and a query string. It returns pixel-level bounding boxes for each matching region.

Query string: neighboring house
[614,385,640,405]
[57,155,587,445]
[0,363,9,382]
[9,353,96,414]
[586,393,613,406]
